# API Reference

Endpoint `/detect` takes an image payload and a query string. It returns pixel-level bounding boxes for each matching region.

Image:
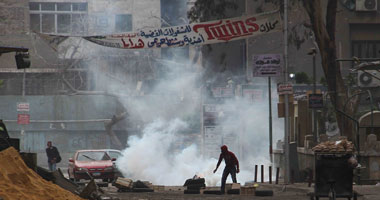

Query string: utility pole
[268,77,273,163]
[308,48,318,143]
[283,0,290,184]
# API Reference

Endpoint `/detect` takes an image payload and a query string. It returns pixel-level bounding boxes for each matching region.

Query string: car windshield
[108,151,122,159]
[77,151,111,161]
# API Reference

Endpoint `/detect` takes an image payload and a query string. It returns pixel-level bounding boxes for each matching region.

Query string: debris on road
[115,178,154,193]
[183,177,206,194]
[0,147,84,200]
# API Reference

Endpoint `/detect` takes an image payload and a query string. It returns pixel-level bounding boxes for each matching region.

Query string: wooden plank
[114,177,133,189]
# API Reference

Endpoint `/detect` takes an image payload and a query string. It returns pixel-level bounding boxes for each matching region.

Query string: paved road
[101,184,366,200]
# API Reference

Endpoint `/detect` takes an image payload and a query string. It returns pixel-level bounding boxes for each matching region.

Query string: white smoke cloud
[116,118,223,186]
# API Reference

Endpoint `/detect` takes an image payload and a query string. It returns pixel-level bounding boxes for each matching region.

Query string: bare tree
[302,0,359,140]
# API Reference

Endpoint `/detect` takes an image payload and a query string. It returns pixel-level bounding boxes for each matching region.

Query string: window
[352,41,380,58]
[115,14,132,32]
[29,2,88,34]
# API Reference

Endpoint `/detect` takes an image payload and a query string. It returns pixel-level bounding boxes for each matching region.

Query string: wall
[0,95,129,166]
[0,0,59,69]
[336,1,380,74]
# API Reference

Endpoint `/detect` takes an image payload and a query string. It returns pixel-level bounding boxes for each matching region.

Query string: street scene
[1,0,380,200]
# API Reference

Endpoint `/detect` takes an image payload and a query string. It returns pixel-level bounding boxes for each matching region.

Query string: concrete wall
[0,95,126,131]
[336,1,380,74]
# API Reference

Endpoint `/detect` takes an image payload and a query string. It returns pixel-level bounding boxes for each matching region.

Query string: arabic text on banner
[82,11,282,49]
[252,54,282,77]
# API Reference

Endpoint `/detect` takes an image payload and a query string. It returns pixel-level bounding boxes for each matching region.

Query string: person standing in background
[46,141,60,171]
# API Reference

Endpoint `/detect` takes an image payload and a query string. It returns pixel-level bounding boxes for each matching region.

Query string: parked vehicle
[101,149,124,178]
[68,149,116,183]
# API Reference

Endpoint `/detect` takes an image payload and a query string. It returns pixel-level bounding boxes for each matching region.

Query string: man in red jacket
[213,145,239,194]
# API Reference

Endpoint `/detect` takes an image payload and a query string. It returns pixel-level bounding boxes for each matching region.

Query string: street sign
[308,94,323,109]
[277,82,293,95]
[252,54,282,77]
[17,102,29,112]
[17,114,30,125]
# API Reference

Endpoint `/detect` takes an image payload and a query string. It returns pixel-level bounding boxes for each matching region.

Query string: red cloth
[216,146,239,169]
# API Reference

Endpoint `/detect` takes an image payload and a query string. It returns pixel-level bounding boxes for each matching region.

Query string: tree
[295,72,311,84]
[302,0,359,141]
[188,0,359,141]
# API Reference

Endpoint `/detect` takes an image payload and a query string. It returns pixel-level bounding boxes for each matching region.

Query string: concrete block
[152,185,165,191]
[164,186,185,191]
[241,186,255,195]
[231,183,241,190]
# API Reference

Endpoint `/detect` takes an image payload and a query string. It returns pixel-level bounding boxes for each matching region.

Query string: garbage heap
[312,139,354,153]
[0,147,84,200]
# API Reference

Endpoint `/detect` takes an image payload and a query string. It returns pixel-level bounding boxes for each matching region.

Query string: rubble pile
[114,177,154,193]
[0,147,84,200]
[312,139,354,153]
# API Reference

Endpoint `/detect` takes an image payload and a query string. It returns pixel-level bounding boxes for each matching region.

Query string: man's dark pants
[221,166,237,193]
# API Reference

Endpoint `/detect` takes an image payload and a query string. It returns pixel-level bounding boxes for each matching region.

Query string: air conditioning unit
[358,70,380,87]
[356,0,377,11]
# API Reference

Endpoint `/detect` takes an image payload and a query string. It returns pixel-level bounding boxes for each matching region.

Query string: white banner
[253,54,282,77]
[83,11,282,49]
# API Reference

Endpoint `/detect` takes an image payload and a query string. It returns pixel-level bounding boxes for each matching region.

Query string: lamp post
[308,48,318,143]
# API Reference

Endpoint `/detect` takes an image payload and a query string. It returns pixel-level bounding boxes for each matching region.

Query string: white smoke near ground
[117,118,222,186]
[113,56,285,186]
[55,0,287,186]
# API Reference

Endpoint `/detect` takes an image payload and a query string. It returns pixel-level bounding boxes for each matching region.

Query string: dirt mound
[0,147,84,200]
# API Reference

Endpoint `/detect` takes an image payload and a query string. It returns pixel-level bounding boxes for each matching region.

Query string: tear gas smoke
[73,31,284,186]
[112,59,284,186]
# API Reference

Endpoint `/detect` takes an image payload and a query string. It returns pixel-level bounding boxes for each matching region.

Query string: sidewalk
[257,182,380,200]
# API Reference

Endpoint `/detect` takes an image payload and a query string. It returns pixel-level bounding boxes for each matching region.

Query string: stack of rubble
[114,177,154,192]
[183,177,206,194]
[0,147,84,200]
[312,139,354,153]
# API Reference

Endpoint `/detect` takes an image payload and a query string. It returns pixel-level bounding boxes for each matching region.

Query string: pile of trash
[312,139,354,153]
[114,178,154,193]
[0,147,84,200]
